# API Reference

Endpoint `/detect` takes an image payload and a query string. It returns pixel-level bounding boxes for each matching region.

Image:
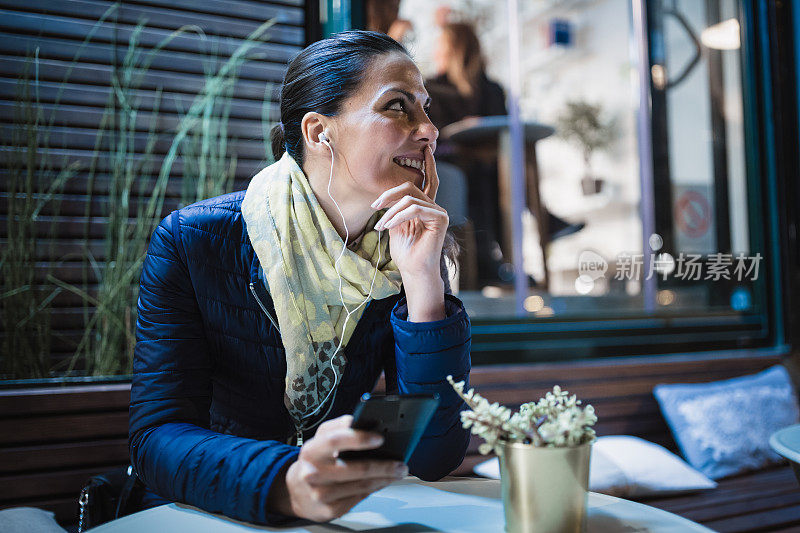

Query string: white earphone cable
[298,133,383,427]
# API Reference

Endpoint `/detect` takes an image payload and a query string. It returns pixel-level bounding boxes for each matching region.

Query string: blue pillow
[653,364,800,480]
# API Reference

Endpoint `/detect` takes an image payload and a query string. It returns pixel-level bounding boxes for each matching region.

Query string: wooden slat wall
[0,0,306,371]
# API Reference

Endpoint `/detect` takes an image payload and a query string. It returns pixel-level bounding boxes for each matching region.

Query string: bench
[0,383,130,526]
[434,353,800,532]
[2,353,798,531]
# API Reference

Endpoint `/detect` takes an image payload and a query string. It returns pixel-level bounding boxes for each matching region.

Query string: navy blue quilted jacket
[128,190,472,525]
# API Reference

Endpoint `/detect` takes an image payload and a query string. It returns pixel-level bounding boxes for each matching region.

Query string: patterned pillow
[653,365,800,479]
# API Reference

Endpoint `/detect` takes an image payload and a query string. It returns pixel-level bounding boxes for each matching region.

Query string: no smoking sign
[674,190,711,239]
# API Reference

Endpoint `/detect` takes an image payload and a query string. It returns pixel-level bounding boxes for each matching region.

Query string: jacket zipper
[249,281,279,331]
[249,281,304,446]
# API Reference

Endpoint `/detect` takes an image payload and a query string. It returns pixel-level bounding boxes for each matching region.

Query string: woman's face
[320,52,438,202]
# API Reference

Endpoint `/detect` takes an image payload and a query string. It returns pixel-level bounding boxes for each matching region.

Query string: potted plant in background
[448,376,597,533]
[556,100,618,196]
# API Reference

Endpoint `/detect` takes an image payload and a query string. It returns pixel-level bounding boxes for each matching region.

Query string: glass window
[391,0,775,362]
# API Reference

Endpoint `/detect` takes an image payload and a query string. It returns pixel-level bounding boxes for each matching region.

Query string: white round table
[770,423,800,484]
[770,424,800,463]
[93,476,713,532]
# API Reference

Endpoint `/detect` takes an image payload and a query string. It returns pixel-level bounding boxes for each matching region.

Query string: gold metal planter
[497,441,592,533]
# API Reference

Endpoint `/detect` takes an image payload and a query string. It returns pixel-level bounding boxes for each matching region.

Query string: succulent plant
[447,376,597,455]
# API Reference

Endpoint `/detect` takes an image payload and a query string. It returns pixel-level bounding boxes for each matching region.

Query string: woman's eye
[388,100,430,116]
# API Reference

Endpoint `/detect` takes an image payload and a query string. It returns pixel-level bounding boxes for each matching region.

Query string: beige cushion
[473,435,717,498]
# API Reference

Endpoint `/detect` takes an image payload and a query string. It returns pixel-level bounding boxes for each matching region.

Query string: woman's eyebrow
[383,88,431,106]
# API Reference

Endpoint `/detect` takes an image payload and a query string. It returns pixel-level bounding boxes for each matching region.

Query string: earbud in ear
[319,131,330,143]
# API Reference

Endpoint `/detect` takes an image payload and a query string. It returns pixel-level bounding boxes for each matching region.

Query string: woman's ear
[301,112,332,152]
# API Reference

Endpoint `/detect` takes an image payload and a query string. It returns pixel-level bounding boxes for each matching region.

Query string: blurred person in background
[426,17,584,286]
[425,20,508,285]
[366,0,414,47]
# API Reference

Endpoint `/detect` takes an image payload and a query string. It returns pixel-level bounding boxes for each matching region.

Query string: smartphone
[338,392,440,463]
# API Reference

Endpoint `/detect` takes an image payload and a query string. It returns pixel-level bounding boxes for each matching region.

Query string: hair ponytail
[270,122,285,161]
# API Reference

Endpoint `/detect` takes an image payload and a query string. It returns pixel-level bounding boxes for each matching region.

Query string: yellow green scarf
[241,152,402,431]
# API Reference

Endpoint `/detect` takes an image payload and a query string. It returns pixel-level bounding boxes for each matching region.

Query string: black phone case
[338,393,439,463]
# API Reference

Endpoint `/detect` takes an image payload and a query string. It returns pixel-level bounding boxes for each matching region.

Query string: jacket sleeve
[388,293,471,481]
[129,211,299,526]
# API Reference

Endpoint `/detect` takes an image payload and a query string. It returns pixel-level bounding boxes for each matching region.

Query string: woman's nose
[415,116,438,143]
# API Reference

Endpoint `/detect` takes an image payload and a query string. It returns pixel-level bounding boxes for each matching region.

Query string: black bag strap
[115,465,144,519]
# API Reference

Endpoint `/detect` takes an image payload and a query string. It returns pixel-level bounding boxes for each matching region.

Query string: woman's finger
[317,459,406,484]
[375,195,442,230]
[329,491,374,519]
[304,427,383,463]
[423,145,439,201]
[383,203,448,230]
[372,181,432,211]
[317,476,399,503]
[319,414,353,432]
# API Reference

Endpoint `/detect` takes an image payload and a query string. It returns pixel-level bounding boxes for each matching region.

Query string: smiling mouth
[393,157,425,178]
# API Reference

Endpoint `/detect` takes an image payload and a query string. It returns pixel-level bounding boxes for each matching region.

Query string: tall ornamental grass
[0,2,115,379]
[0,55,79,378]
[1,5,278,379]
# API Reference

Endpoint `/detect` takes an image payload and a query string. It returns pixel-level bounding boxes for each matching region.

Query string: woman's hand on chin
[372,146,447,279]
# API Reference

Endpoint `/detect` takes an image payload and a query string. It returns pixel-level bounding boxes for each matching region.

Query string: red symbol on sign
[674,191,711,238]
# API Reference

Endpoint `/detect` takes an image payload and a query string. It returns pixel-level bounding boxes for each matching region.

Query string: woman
[128,30,471,525]
[425,22,507,284]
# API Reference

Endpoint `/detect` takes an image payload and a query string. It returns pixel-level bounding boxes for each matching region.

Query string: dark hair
[441,22,485,98]
[365,0,401,34]
[270,30,409,164]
